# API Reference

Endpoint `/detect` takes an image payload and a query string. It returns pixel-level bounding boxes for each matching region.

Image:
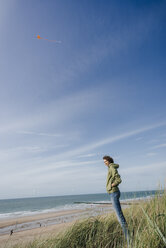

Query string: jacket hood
[109,163,119,169]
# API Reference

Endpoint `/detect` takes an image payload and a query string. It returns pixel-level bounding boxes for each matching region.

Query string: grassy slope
[13,190,166,248]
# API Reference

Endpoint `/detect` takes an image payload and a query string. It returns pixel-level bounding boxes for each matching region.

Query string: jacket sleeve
[111,168,122,186]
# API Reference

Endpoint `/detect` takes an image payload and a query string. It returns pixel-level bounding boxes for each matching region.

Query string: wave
[0,202,107,220]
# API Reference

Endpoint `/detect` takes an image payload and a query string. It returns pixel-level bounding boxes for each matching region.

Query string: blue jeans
[110,191,129,241]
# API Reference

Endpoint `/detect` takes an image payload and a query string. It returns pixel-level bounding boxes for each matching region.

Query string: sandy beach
[0,200,141,248]
[0,205,112,247]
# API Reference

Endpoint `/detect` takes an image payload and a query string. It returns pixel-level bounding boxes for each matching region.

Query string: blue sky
[0,0,166,199]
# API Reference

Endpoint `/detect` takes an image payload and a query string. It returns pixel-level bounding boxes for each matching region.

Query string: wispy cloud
[146,139,160,144]
[135,137,143,141]
[0,87,101,135]
[120,161,166,191]
[0,146,46,161]
[17,131,63,137]
[77,153,97,158]
[1,159,101,179]
[121,161,166,176]
[151,143,166,149]
[146,152,157,157]
[0,162,105,198]
[3,120,164,173]
[55,121,166,159]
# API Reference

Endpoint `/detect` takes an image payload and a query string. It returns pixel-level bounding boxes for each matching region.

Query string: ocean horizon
[0,190,161,220]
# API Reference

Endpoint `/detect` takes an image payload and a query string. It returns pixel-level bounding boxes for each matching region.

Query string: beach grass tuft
[12,189,166,248]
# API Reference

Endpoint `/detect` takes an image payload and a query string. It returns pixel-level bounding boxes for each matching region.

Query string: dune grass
[12,190,166,248]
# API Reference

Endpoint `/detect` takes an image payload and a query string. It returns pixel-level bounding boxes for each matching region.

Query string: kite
[35,34,61,43]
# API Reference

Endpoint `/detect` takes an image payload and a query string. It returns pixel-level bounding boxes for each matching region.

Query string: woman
[103,155,129,242]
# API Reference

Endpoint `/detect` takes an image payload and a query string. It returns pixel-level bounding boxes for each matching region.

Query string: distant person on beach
[103,155,129,243]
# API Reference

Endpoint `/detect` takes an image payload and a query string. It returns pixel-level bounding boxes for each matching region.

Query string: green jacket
[106,163,122,193]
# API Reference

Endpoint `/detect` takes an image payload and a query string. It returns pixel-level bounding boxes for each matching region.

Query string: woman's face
[103,159,110,167]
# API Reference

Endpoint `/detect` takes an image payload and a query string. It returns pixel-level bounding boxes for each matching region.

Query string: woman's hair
[103,155,114,163]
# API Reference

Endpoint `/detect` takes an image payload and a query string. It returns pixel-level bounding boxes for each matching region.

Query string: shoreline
[0,196,149,220]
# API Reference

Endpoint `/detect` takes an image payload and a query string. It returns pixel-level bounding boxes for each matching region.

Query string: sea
[0,190,159,220]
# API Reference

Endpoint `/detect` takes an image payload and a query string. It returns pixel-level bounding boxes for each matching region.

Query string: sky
[0,0,166,199]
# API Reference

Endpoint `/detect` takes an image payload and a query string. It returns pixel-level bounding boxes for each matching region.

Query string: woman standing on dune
[103,155,129,244]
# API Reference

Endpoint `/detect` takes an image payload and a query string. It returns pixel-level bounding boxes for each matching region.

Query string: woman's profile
[103,155,130,245]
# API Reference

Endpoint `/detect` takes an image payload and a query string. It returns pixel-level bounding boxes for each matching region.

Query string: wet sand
[0,209,86,229]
